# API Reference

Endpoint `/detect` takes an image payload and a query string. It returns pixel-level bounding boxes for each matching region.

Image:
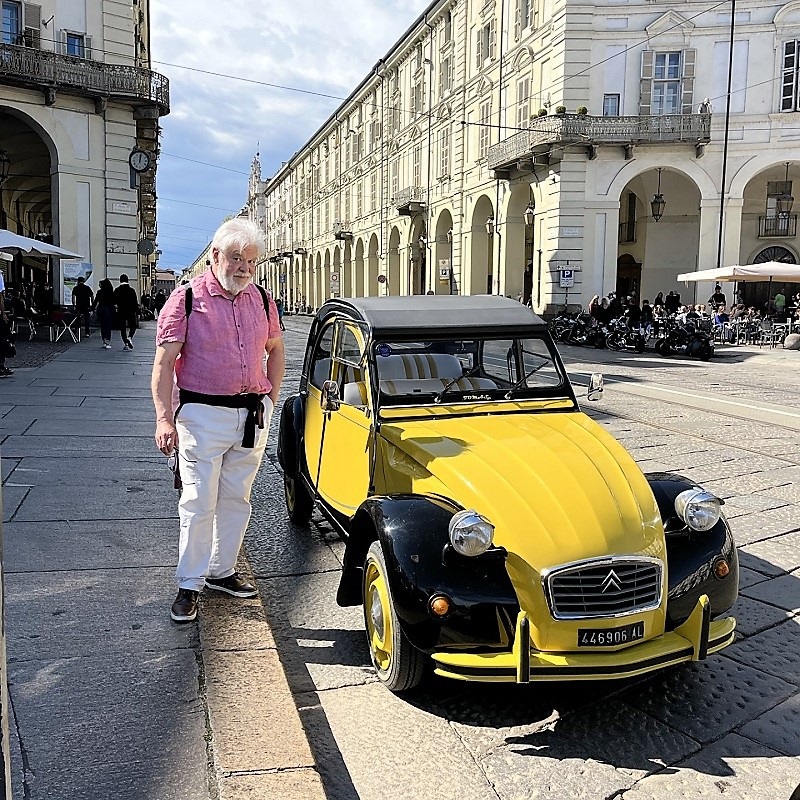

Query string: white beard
[217,271,252,296]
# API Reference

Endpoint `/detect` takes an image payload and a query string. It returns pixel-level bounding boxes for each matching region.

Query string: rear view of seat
[376,352,463,381]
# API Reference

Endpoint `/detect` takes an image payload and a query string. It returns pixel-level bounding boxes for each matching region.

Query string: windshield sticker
[376,343,392,357]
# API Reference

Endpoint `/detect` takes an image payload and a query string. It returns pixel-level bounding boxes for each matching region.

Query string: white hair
[211,218,265,259]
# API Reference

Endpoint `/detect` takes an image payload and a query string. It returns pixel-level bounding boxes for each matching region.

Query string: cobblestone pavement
[246,315,800,800]
[5,330,78,368]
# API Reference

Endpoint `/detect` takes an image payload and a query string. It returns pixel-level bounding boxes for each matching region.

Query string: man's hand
[155,419,178,455]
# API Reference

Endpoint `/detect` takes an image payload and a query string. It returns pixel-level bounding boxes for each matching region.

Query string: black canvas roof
[318,295,546,334]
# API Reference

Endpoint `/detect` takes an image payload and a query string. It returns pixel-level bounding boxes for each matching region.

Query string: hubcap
[365,561,392,672]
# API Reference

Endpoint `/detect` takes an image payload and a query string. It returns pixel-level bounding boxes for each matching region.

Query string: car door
[303,321,334,487]
[315,321,374,517]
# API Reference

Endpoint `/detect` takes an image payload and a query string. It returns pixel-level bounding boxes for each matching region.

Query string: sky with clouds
[150,0,431,273]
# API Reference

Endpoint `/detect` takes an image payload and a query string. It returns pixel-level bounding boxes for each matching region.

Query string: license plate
[577,621,645,647]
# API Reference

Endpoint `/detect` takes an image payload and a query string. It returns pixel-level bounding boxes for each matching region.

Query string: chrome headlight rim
[674,488,722,532]
[448,509,494,557]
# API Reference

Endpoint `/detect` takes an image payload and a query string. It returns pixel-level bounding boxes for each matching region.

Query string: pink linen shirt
[156,269,282,396]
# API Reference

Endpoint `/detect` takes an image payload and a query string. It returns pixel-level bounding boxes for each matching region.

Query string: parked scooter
[605,317,646,353]
[655,320,714,360]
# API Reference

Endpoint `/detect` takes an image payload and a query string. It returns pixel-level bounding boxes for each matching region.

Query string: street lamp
[651,168,666,222]
[776,162,794,216]
[523,203,535,227]
[485,216,495,236]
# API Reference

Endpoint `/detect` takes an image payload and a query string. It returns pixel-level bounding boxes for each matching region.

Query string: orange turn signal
[713,558,730,579]
[430,595,451,617]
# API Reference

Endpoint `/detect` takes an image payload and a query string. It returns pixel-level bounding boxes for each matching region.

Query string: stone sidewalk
[0,324,325,800]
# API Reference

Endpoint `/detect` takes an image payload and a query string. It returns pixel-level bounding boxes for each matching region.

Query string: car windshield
[372,334,570,406]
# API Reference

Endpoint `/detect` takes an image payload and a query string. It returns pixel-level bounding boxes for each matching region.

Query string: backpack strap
[184,281,270,320]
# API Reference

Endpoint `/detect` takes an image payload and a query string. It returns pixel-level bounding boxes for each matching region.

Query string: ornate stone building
[255,0,800,313]
[0,0,169,297]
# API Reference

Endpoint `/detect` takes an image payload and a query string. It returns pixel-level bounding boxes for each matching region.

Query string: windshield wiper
[434,367,479,404]
[504,358,552,399]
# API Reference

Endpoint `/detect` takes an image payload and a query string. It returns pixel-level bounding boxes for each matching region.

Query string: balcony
[488,113,711,174]
[394,185,427,216]
[618,220,637,244]
[758,214,797,238]
[0,43,170,115]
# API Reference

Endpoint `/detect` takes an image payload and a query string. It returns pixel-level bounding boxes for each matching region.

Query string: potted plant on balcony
[555,105,567,115]
[536,108,548,117]
[576,106,588,115]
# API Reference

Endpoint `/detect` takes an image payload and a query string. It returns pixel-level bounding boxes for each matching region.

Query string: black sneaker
[205,573,257,598]
[170,588,199,622]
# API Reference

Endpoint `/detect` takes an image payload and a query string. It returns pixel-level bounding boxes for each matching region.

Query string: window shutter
[476,28,483,69]
[514,0,522,40]
[58,28,67,54]
[489,19,497,61]
[84,35,92,60]
[782,40,798,112]
[639,51,654,115]
[23,3,41,48]
[681,49,695,114]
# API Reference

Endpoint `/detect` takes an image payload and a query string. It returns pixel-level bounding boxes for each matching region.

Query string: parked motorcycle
[605,318,646,353]
[655,320,714,360]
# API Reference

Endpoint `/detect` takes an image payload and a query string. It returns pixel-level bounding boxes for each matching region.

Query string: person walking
[151,218,285,624]
[113,274,140,350]
[71,276,95,336]
[94,278,115,349]
[153,289,167,316]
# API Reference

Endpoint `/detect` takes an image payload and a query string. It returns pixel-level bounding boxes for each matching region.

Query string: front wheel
[284,472,314,526]
[363,541,425,692]
[606,332,623,351]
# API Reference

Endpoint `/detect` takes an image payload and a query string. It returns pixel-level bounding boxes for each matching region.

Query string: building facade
[0,0,169,300]
[252,0,800,315]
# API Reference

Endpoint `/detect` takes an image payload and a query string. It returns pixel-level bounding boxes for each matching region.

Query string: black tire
[363,541,425,692]
[284,472,314,526]
[606,332,623,352]
[635,335,646,354]
[699,342,713,361]
[655,339,671,357]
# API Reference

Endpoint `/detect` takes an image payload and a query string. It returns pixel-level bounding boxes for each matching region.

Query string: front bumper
[431,594,736,683]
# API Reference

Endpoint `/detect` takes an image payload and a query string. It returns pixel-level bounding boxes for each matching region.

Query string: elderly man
[151,219,285,623]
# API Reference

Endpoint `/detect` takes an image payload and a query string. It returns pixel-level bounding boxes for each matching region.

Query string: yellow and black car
[278,296,738,692]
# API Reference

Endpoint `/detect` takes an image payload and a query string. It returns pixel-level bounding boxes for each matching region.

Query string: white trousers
[174,398,273,591]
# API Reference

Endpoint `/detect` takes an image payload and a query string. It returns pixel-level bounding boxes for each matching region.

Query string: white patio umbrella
[0,229,83,259]
[676,262,800,284]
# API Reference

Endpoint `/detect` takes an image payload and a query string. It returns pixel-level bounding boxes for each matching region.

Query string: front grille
[545,558,662,620]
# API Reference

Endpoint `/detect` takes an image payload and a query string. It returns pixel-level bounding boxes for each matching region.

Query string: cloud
[150,0,429,271]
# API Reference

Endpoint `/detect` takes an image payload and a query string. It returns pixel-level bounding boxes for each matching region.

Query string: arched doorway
[333,246,342,299]
[409,217,427,294]
[434,209,454,295]
[503,183,535,302]
[388,227,401,296]
[748,245,797,312]
[616,253,642,302]
[354,238,365,297]
[368,233,379,296]
[342,241,352,297]
[471,196,494,295]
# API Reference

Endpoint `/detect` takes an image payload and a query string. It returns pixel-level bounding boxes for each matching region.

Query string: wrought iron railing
[0,43,170,113]
[618,220,637,244]
[488,114,711,170]
[393,186,427,206]
[758,214,797,238]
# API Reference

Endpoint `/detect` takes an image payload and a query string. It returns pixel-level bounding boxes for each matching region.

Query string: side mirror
[587,372,604,402]
[321,380,341,412]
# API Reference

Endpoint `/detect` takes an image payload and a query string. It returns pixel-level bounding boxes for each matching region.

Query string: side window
[334,323,367,405]
[309,324,334,389]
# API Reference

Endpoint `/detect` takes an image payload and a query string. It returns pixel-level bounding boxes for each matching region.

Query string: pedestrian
[664,290,680,315]
[708,284,726,307]
[153,289,167,316]
[0,313,14,377]
[275,295,286,330]
[151,218,285,624]
[94,278,115,349]
[113,273,140,350]
[71,276,94,336]
[607,292,622,319]
[773,290,786,317]
[652,291,665,310]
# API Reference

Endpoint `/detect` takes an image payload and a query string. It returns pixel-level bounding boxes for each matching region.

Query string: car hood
[380,410,665,571]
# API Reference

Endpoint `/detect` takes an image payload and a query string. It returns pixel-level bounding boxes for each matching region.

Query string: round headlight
[675,488,722,532]
[448,510,494,557]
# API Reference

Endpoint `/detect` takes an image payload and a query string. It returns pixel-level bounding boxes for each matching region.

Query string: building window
[390,159,399,201]
[66,32,86,57]
[413,144,422,187]
[356,180,363,219]
[475,19,496,71]
[439,54,452,98]
[443,10,452,43]
[782,40,800,111]
[515,0,533,39]
[370,171,377,211]
[603,93,620,116]
[640,50,694,116]
[344,187,351,223]
[439,126,450,177]
[1,1,20,45]
[516,77,531,130]
[479,100,491,158]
